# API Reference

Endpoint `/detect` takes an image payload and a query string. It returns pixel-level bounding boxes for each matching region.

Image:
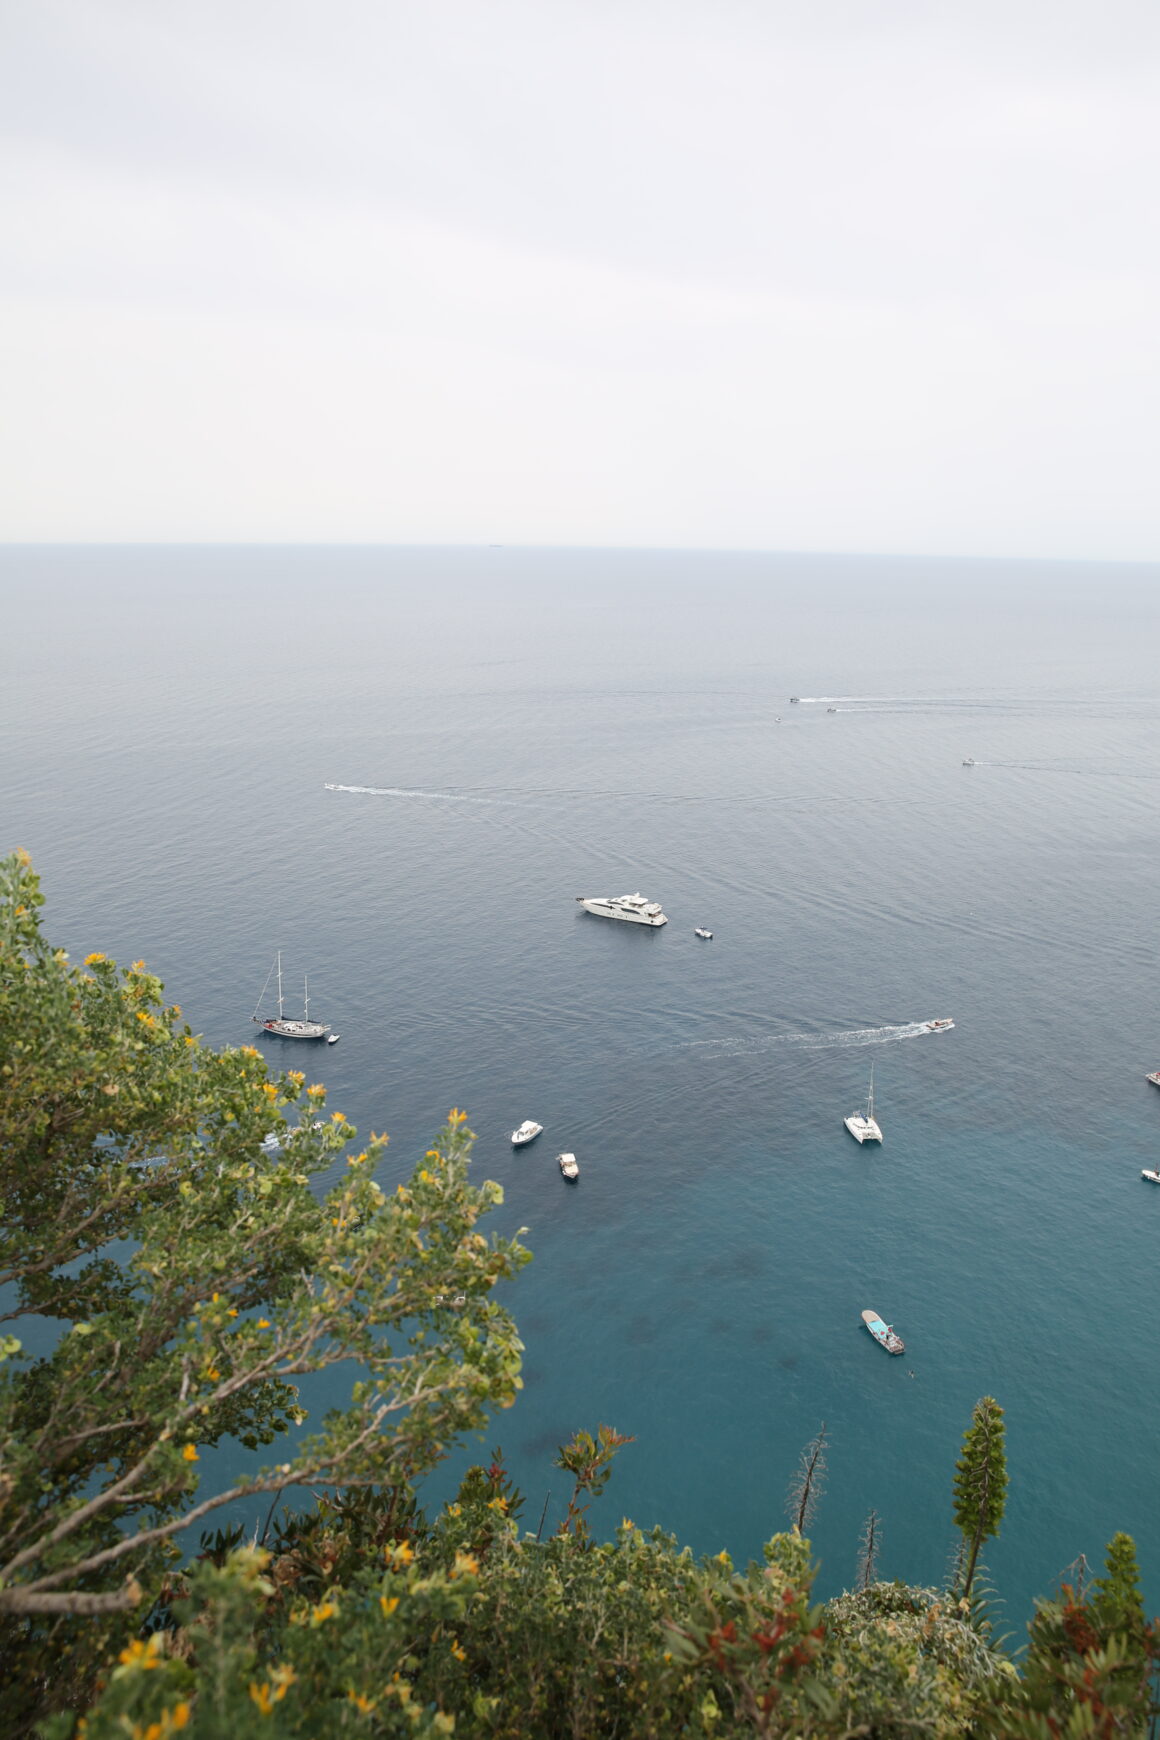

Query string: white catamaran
[844,1065,883,1144]
[252,952,330,1040]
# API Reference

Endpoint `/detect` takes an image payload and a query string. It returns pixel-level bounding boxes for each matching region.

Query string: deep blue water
[4,545,1160,1628]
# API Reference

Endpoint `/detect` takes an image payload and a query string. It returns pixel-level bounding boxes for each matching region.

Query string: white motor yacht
[694,927,713,940]
[511,1120,544,1147]
[558,1152,579,1180]
[1142,1169,1160,1185]
[576,893,667,926]
[1146,1071,1160,1089]
[844,1067,883,1144]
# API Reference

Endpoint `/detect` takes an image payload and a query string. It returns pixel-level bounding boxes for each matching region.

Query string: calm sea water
[4,546,1160,1625]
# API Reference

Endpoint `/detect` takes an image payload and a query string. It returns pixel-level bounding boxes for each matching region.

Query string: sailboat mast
[304,974,309,1021]
[276,952,284,1021]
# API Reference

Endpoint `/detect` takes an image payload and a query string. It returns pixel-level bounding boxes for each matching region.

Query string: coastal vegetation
[2,850,1157,1737]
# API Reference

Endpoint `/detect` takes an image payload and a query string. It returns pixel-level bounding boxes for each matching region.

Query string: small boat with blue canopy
[861,1309,905,1354]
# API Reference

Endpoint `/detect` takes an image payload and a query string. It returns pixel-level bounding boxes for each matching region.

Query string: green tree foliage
[990,1536,1158,1738]
[61,1440,1020,1740]
[0,852,529,1731]
[951,1395,1008,1600]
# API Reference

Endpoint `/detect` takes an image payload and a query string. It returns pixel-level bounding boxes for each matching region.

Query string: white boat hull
[844,1114,883,1144]
[512,1121,544,1146]
[576,894,667,926]
[258,1019,330,1040]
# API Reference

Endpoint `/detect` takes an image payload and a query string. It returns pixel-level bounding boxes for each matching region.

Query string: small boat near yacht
[844,1066,883,1144]
[862,1309,905,1354]
[1146,1071,1160,1088]
[576,893,667,927]
[327,1033,340,1045]
[558,1152,579,1180]
[924,1018,955,1033]
[252,953,330,1040]
[694,927,713,940]
[511,1120,544,1147]
[1142,1169,1160,1185]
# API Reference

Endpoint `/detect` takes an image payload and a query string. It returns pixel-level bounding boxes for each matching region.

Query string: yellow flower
[448,1109,467,1125]
[309,1600,337,1626]
[270,1664,297,1697]
[84,952,106,966]
[446,1503,462,1518]
[240,1044,260,1059]
[249,1682,274,1716]
[425,1150,440,1160]
[450,1552,479,1579]
[330,1110,346,1123]
[450,1641,467,1662]
[262,1082,278,1100]
[117,1635,165,1670]
[204,1367,220,1382]
[307,1083,325,1098]
[390,1540,414,1566]
[287,1069,305,1085]
[379,1595,400,1617]
[257,1319,271,1329]
[170,1704,191,1729]
[181,1444,199,1462]
[433,1714,456,1735]
[348,1691,376,1712]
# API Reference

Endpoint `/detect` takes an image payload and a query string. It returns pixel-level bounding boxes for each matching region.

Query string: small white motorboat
[1146,1071,1160,1088]
[434,1292,467,1307]
[924,1018,955,1033]
[260,1131,282,1154]
[558,1152,579,1180]
[962,757,976,767]
[511,1120,544,1147]
[1142,1170,1160,1185]
[327,1033,340,1045]
[827,706,838,714]
[845,1066,883,1144]
[694,927,713,940]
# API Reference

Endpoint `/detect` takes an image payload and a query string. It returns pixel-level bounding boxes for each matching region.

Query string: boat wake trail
[678,1021,934,1056]
[324,783,521,806]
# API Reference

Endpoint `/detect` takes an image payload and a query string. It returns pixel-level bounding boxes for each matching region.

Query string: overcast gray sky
[2,0,1158,555]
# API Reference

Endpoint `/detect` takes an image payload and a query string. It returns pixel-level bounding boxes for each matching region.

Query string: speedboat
[827,707,837,714]
[327,1033,340,1045]
[962,757,976,767]
[844,1066,883,1144]
[1142,1170,1160,1185]
[576,893,667,926]
[558,1152,579,1180]
[694,927,713,940]
[511,1120,544,1147]
[789,696,800,703]
[1146,1072,1160,1088]
[862,1309,905,1354]
[924,1018,955,1033]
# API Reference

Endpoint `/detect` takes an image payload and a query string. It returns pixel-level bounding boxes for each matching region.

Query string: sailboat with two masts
[252,952,330,1040]
[844,1064,883,1144]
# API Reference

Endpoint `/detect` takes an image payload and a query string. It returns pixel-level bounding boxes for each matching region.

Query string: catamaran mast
[868,1063,875,1121]
[276,951,284,1021]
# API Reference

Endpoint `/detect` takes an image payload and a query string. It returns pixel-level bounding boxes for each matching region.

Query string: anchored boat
[558,1152,579,1180]
[576,893,667,927]
[252,952,330,1040]
[511,1120,544,1147]
[844,1066,883,1144]
[862,1310,905,1354]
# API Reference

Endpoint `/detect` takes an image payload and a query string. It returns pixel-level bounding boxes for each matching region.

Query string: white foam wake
[324,783,506,805]
[679,1021,935,1056]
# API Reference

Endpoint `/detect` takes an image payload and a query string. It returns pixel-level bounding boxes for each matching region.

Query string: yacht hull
[576,896,667,926]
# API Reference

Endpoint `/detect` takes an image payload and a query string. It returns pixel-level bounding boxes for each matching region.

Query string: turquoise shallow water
[3,546,1160,1625]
